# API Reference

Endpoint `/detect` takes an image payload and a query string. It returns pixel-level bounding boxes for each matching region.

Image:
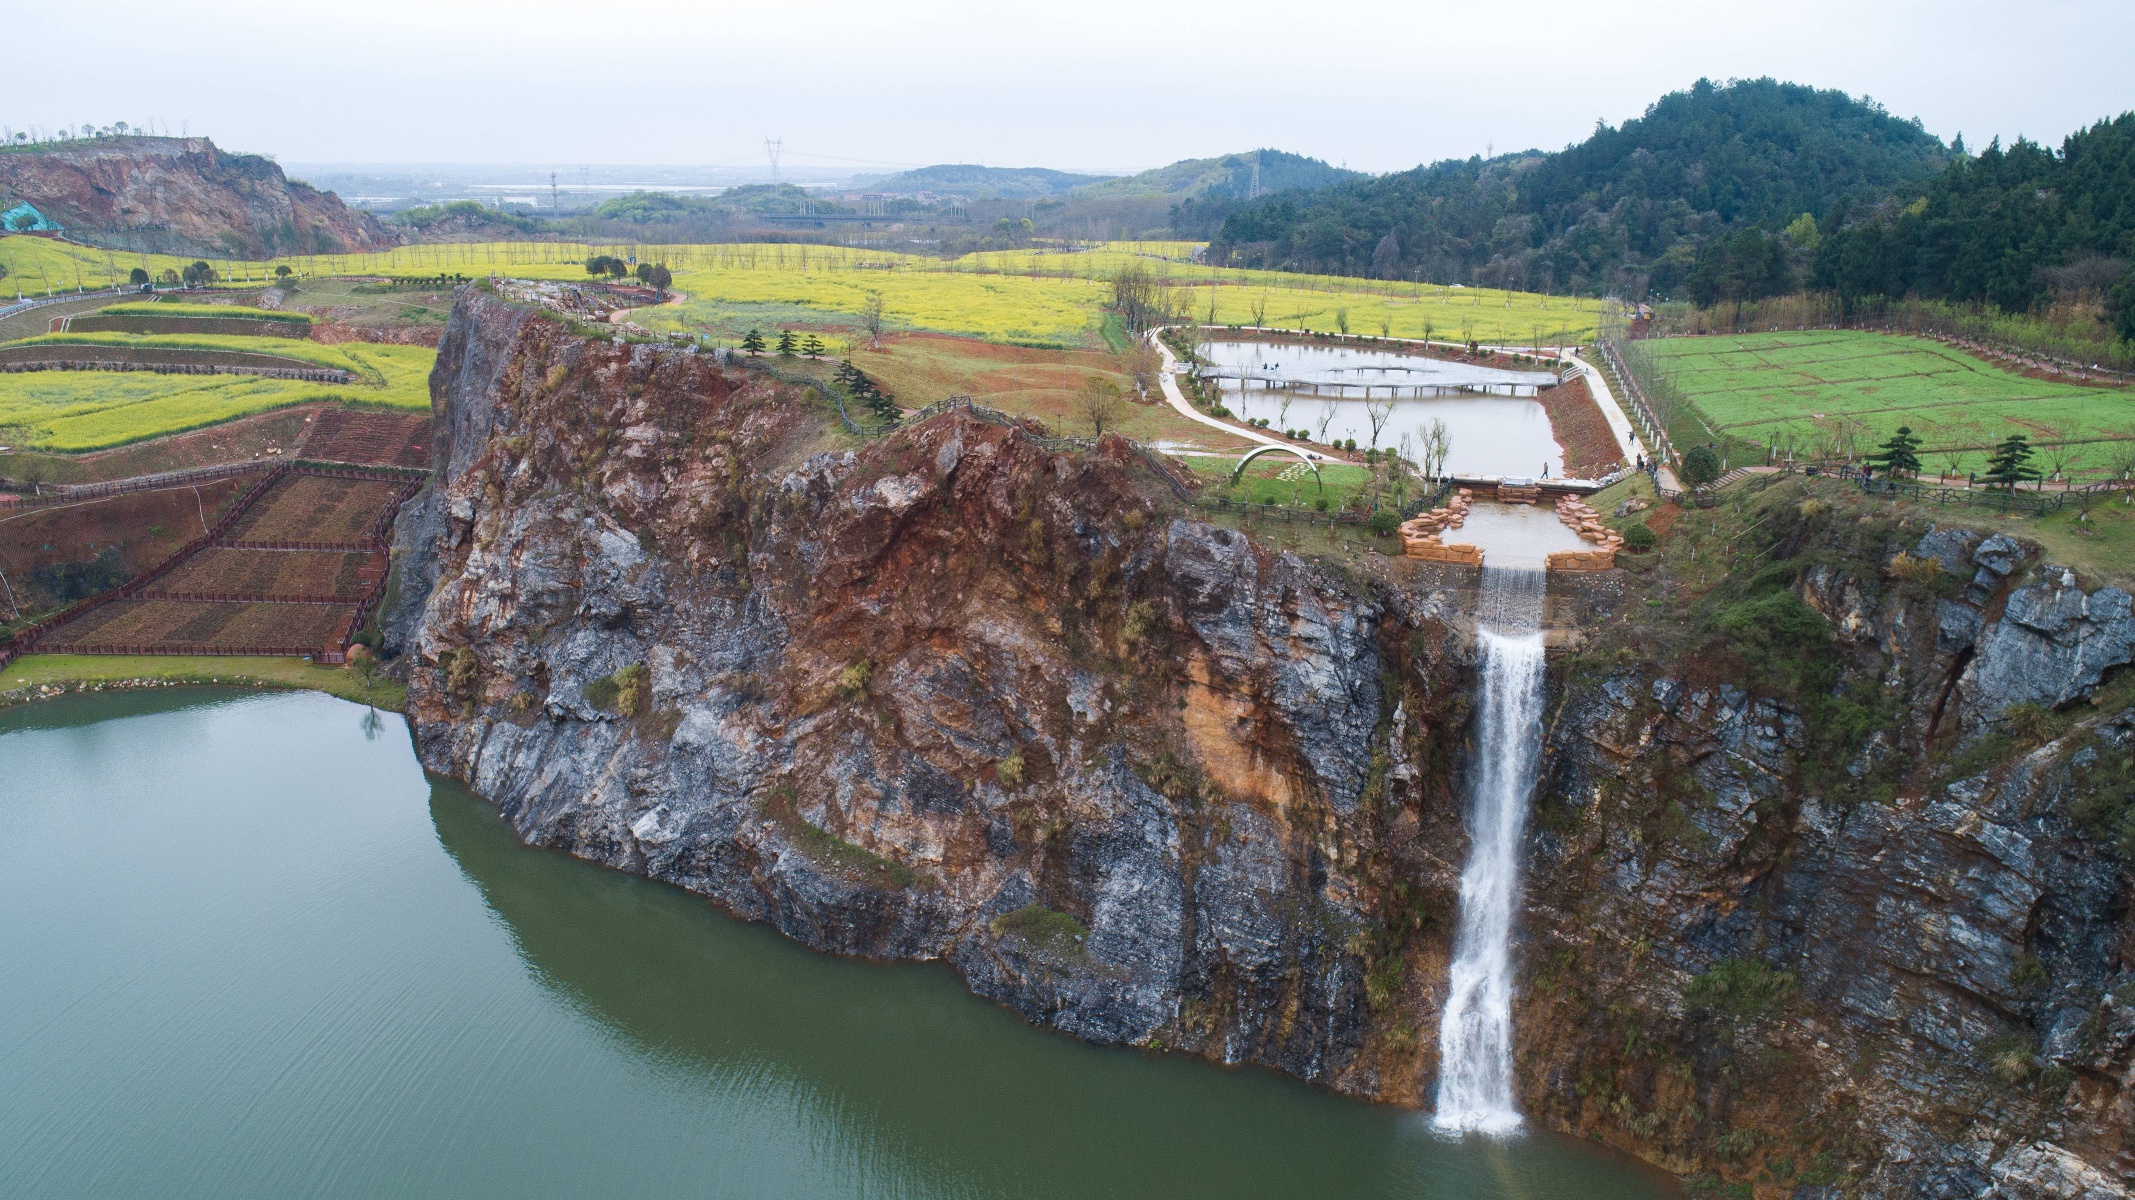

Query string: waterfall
[1433,566,1547,1137]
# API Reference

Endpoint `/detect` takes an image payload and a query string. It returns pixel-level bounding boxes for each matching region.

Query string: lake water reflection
[0,690,1676,1200]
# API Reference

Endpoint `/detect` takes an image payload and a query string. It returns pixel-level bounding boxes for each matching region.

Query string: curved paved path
[1147,330,1335,460]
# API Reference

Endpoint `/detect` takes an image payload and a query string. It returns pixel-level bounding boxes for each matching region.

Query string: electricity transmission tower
[764,137,783,184]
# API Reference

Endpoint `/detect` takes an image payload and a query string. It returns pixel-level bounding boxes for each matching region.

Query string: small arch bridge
[1228,443,1324,490]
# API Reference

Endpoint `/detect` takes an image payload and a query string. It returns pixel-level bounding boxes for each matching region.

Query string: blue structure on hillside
[1,202,62,233]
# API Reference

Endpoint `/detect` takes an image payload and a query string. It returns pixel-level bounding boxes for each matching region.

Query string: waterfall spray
[1433,566,1547,1136]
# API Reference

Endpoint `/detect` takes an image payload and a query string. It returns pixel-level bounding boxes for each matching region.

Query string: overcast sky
[11,0,2131,175]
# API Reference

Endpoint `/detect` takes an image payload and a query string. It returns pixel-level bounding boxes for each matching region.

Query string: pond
[1203,340,1569,479]
[0,690,1676,1200]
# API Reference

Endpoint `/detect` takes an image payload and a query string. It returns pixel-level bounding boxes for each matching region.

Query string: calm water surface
[0,690,1674,1199]
[1204,341,1569,478]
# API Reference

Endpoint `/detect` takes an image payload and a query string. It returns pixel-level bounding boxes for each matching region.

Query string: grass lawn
[0,336,433,450]
[828,334,1252,451]
[1181,456,1381,509]
[1639,330,2135,479]
[0,654,405,711]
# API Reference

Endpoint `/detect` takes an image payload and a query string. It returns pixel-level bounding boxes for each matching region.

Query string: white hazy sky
[12,0,2132,174]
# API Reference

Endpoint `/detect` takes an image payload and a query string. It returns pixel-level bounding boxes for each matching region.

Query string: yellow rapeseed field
[261,241,1602,348]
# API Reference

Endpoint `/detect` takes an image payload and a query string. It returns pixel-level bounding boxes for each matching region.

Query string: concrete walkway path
[1148,331,1334,460]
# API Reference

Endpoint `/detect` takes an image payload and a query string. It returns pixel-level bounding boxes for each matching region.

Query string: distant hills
[863,164,1114,200]
[0,136,398,257]
[1209,79,1953,298]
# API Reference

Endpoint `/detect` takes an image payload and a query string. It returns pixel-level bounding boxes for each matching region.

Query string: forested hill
[1207,78,1949,298]
[1812,113,2135,338]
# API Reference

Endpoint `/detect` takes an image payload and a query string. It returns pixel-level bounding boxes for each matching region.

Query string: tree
[740,328,766,355]
[1420,417,1452,482]
[644,263,671,295]
[158,267,180,286]
[802,334,824,359]
[1079,375,1125,437]
[180,260,217,288]
[1981,433,2039,489]
[1363,395,1394,452]
[862,291,887,348]
[1109,265,1175,336]
[775,329,798,357]
[1680,445,1721,487]
[1314,400,1338,444]
[1869,425,1923,478]
[275,264,293,280]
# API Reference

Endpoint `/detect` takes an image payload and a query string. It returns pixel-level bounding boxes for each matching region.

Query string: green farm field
[0,334,433,451]
[1638,330,2135,479]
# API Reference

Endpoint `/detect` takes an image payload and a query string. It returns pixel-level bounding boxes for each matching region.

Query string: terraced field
[1637,330,2135,477]
[225,475,407,545]
[302,409,432,468]
[16,465,418,662]
[152,548,383,600]
[44,598,352,654]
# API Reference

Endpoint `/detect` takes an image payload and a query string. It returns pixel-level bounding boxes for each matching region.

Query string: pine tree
[802,334,824,358]
[776,329,797,356]
[1870,425,1923,477]
[740,328,766,355]
[1982,432,2039,489]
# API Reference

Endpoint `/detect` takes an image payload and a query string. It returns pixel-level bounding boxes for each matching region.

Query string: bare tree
[1079,375,1126,436]
[1276,390,1296,435]
[1314,400,1338,444]
[1364,396,1395,453]
[2108,441,2135,503]
[2042,441,2075,487]
[862,291,887,348]
[1392,433,1414,508]
[1421,417,1453,483]
[1109,265,1175,336]
[1249,291,1268,326]
[1335,307,1350,335]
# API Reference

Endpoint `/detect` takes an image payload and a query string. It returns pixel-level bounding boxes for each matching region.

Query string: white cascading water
[1433,565,1548,1137]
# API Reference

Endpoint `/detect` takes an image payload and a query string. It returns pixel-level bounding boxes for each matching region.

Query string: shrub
[1686,957,1798,1020]
[1314,496,1330,512]
[1980,1029,2037,1084]
[2005,702,2055,746]
[1368,509,1400,536]
[838,659,873,698]
[1621,521,1657,551]
[1887,552,1943,586]
[444,646,480,701]
[1713,587,1829,693]
[613,664,650,717]
[990,904,1088,954]
[1680,445,1721,486]
[996,750,1027,788]
[582,674,620,711]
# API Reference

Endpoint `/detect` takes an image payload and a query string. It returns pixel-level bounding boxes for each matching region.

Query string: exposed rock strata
[396,289,2133,1198]
[0,137,397,257]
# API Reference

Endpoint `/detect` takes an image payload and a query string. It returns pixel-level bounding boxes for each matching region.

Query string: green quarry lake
[0,690,1674,1199]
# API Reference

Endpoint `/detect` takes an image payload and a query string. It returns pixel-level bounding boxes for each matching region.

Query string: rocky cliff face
[394,289,2133,1198]
[0,137,398,257]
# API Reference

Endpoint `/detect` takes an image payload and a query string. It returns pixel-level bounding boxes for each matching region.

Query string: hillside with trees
[1207,79,1950,298]
[1811,113,2135,341]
